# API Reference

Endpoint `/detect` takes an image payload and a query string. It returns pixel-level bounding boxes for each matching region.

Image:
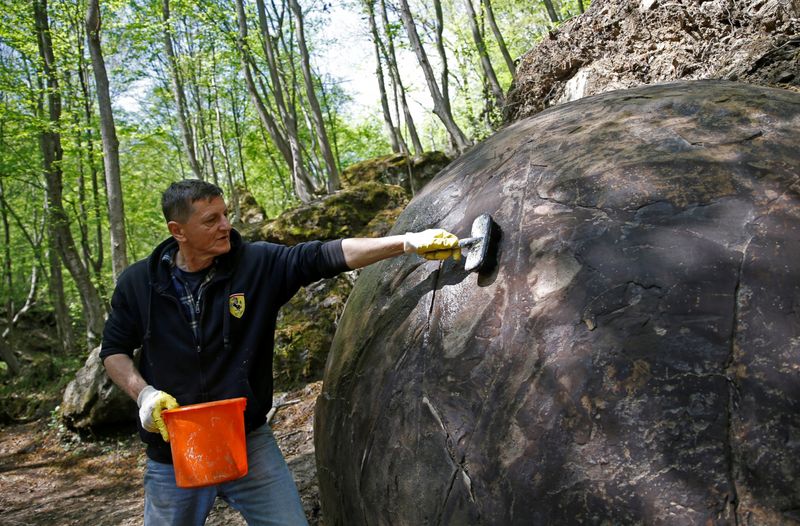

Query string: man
[100,179,460,525]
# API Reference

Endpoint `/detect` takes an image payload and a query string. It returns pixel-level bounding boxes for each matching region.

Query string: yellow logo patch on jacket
[229,293,245,319]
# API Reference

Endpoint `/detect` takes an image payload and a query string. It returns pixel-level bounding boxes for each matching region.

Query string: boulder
[315,81,800,525]
[273,273,357,389]
[61,346,136,429]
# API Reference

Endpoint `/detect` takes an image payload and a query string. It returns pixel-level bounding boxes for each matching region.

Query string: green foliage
[336,114,393,168]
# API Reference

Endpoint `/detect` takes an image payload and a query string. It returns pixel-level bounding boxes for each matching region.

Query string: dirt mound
[505,0,800,122]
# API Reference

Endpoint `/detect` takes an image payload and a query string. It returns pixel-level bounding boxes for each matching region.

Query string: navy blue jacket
[100,229,349,462]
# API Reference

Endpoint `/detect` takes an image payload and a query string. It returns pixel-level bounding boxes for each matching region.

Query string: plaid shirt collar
[161,249,216,341]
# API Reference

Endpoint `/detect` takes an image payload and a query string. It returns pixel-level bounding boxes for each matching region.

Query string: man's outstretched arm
[341,235,405,269]
[341,229,460,270]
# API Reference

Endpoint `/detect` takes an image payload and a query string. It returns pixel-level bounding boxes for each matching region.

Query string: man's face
[170,196,231,258]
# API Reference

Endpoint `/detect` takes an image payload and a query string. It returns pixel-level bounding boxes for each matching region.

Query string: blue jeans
[144,424,308,526]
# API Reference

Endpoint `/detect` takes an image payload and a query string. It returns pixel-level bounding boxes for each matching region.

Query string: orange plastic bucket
[162,397,248,488]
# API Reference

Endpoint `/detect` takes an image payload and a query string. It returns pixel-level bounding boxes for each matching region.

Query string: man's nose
[220,215,232,231]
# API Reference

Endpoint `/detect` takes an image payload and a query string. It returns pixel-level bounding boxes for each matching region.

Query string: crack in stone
[422,394,476,521]
[675,129,763,147]
[535,191,610,214]
[435,468,460,526]
[724,234,753,525]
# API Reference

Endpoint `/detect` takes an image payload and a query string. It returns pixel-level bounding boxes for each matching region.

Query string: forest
[0,0,583,380]
[3,0,798,523]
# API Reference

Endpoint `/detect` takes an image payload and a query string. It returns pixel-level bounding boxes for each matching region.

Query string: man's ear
[167,221,186,242]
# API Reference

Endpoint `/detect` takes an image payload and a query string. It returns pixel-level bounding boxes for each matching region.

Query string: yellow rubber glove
[137,385,179,442]
[404,229,461,261]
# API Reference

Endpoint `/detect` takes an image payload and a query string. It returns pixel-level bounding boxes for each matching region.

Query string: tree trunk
[199,90,219,187]
[33,0,106,349]
[234,0,314,203]
[255,0,315,199]
[482,0,515,77]
[162,0,203,180]
[432,0,452,117]
[47,241,74,354]
[86,0,128,281]
[66,56,101,283]
[365,0,403,154]
[72,8,104,281]
[379,0,422,156]
[318,81,343,173]
[229,88,249,190]
[253,0,315,201]
[210,48,240,223]
[1,261,41,343]
[75,63,105,279]
[396,0,471,153]
[0,179,21,374]
[288,0,340,193]
[187,60,216,184]
[577,0,584,14]
[0,198,43,342]
[464,0,505,110]
[543,0,560,23]
[2,185,47,300]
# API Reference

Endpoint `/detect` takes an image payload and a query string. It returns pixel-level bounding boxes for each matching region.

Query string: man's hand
[137,385,179,442]
[404,229,461,261]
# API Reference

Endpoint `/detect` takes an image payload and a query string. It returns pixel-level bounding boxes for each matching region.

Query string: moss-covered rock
[341,152,451,195]
[273,273,356,390]
[252,181,408,245]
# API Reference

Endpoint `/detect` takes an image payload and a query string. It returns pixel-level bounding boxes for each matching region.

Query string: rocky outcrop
[251,181,408,246]
[505,0,800,122]
[315,81,800,525]
[273,274,357,389]
[238,187,267,224]
[340,152,451,195]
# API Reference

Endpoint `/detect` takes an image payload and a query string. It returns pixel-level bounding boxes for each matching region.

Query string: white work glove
[404,229,461,261]
[137,385,179,442]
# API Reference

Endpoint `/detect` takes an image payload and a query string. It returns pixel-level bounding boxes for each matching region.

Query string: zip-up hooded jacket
[99,229,350,463]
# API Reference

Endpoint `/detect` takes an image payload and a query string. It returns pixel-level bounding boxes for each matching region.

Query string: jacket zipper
[156,287,209,398]
[194,274,227,401]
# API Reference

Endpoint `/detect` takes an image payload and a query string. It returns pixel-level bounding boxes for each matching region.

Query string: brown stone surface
[315,81,800,525]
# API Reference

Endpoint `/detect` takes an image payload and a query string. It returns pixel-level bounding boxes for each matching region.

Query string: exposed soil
[505,0,800,122]
[0,382,323,525]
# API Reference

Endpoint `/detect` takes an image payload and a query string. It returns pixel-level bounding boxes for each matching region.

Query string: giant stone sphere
[315,81,800,525]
